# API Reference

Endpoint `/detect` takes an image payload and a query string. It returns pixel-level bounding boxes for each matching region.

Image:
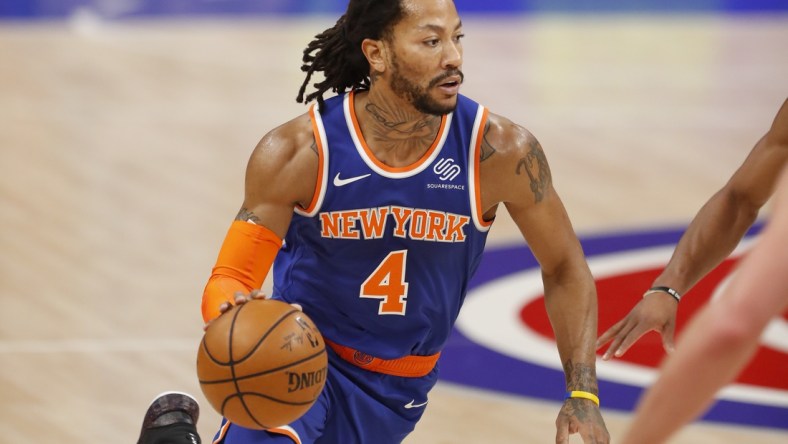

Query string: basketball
[196,298,328,430]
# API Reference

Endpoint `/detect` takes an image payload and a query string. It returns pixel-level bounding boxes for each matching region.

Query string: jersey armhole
[296,104,329,217]
[468,106,493,232]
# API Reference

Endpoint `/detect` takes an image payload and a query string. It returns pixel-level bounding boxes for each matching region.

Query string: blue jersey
[272,91,491,359]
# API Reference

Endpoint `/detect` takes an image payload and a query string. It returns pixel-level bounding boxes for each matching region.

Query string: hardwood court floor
[0,13,786,443]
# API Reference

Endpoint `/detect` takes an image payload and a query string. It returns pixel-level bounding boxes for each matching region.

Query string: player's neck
[354,88,442,168]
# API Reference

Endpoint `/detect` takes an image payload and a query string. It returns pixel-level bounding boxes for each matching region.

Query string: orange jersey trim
[325,339,439,378]
[211,420,231,444]
[211,421,301,444]
[267,426,302,444]
[348,90,448,174]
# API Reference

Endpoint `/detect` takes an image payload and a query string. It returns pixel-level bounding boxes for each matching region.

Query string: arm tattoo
[515,138,551,203]
[562,359,598,394]
[480,120,496,162]
[560,360,605,429]
[235,207,261,224]
[310,137,318,155]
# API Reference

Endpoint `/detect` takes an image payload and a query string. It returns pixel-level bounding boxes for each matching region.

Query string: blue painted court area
[2,0,787,19]
[443,223,788,431]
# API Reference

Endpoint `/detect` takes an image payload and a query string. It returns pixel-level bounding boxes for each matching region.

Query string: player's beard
[389,55,463,116]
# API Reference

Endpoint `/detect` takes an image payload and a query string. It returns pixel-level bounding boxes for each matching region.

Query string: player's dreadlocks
[296,0,405,111]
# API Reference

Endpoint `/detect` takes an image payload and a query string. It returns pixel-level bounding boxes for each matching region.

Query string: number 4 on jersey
[360,250,409,315]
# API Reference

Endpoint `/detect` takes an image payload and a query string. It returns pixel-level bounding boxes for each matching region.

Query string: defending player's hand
[555,398,609,444]
[596,292,678,359]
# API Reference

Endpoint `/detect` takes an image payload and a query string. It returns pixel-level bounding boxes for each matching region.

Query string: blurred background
[0,1,786,443]
[3,0,788,16]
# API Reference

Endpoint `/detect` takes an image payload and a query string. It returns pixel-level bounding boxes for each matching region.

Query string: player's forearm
[543,263,599,392]
[654,189,759,293]
[621,304,761,444]
[624,205,788,444]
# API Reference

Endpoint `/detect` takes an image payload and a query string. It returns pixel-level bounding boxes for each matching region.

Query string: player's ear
[361,38,387,74]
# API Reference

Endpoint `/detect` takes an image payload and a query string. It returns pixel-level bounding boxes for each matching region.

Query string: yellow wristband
[565,390,600,406]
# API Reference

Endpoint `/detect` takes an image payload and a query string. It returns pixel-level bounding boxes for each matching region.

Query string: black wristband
[643,286,681,302]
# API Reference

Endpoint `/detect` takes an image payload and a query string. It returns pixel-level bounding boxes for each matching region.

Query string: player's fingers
[249,290,267,300]
[204,306,225,330]
[582,426,608,444]
[602,318,632,361]
[233,292,248,304]
[662,322,677,354]
[595,427,611,444]
[555,424,569,444]
[579,430,597,444]
[204,301,235,330]
[291,303,304,311]
[577,422,608,444]
[555,414,570,444]
[612,323,650,358]
[596,319,625,349]
[602,320,634,360]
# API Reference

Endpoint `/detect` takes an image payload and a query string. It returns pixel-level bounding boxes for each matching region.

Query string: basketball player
[597,97,788,360]
[619,164,788,444]
[139,0,609,443]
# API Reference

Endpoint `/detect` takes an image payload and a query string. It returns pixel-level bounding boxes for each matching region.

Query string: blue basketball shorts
[211,346,440,444]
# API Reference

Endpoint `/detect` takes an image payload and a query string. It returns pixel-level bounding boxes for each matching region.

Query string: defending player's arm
[201,113,319,323]
[480,114,608,444]
[597,97,788,359]
[620,166,788,444]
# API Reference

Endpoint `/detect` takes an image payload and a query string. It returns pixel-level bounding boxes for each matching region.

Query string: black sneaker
[137,391,201,444]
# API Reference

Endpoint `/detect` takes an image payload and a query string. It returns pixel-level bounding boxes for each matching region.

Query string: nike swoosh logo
[333,172,371,187]
[404,399,428,409]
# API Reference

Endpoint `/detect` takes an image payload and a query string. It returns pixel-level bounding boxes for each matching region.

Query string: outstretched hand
[555,398,609,443]
[596,292,678,360]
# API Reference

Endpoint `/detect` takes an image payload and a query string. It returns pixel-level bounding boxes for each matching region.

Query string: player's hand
[596,292,678,360]
[555,398,609,443]
[203,291,303,331]
[227,289,268,308]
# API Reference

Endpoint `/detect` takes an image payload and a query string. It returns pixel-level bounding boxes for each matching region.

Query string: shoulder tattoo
[516,137,552,203]
[480,120,497,162]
